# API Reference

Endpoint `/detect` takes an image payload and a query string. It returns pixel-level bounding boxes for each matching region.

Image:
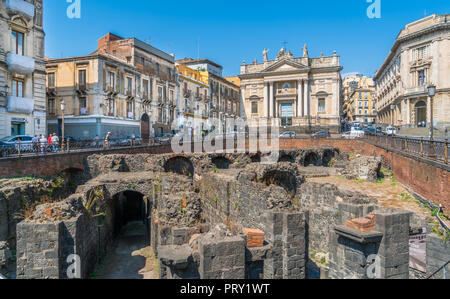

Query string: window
[143,80,149,98]
[364,92,368,99]
[79,97,87,109]
[127,77,132,93]
[318,98,326,113]
[359,102,363,108]
[416,46,427,60]
[126,101,133,118]
[155,63,160,74]
[48,99,55,114]
[359,109,362,115]
[108,72,115,89]
[48,73,55,88]
[158,86,163,101]
[107,99,115,116]
[12,79,24,97]
[365,101,368,108]
[12,31,24,55]
[78,70,86,86]
[418,70,426,86]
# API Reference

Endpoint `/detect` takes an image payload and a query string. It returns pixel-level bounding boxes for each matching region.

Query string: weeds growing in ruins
[85,187,106,218]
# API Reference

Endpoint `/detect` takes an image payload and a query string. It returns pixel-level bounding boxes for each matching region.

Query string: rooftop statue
[303,44,309,58]
[263,48,269,62]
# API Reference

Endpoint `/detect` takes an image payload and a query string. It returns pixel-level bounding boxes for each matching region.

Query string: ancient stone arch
[211,156,232,169]
[303,152,320,167]
[322,150,335,167]
[164,156,194,177]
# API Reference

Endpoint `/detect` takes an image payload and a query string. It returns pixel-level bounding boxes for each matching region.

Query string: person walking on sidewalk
[51,133,60,152]
[32,135,39,154]
[39,135,47,154]
[104,132,112,149]
[47,135,53,153]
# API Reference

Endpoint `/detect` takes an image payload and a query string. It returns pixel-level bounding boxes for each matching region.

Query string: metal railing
[365,135,448,164]
[0,137,169,159]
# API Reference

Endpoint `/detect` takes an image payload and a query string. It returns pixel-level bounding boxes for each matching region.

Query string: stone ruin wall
[5,147,450,279]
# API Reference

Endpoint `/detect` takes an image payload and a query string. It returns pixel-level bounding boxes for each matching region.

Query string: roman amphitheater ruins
[0,142,448,279]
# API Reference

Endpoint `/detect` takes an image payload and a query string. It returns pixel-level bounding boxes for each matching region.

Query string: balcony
[7,96,34,114]
[6,0,35,20]
[184,90,192,99]
[6,53,35,75]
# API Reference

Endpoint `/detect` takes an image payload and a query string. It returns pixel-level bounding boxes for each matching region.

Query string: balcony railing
[6,53,35,75]
[6,0,35,20]
[7,96,34,114]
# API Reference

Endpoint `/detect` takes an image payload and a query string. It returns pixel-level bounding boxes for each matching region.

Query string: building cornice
[375,20,450,80]
[239,66,342,80]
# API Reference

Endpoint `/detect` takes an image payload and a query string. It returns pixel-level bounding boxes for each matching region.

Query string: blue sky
[45,0,449,77]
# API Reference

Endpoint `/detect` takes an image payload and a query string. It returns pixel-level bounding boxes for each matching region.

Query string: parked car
[280,131,296,139]
[385,126,397,136]
[364,127,376,136]
[312,131,330,139]
[0,135,34,152]
[118,136,143,146]
[155,133,174,144]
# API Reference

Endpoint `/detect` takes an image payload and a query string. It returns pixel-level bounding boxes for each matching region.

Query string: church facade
[239,46,343,133]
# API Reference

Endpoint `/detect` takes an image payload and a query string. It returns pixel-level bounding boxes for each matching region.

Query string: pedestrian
[94,135,100,148]
[51,133,60,152]
[47,134,53,153]
[131,133,136,147]
[32,135,39,154]
[39,135,47,154]
[104,132,111,149]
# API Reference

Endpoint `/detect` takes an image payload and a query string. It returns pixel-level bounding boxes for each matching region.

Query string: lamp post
[427,84,436,141]
[427,84,436,157]
[60,97,66,152]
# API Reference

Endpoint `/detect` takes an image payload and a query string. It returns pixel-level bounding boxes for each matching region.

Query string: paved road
[93,221,157,279]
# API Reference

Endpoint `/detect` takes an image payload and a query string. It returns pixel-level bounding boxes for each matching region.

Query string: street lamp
[427,84,436,157]
[60,97,66,152]
[427,84,436,141]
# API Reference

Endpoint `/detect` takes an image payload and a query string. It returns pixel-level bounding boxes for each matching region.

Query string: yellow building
[177,58,241,133]
[175,64,210,135]
[342,74,376,123]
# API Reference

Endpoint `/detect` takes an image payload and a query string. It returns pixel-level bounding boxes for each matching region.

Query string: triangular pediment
[262,59,307,73]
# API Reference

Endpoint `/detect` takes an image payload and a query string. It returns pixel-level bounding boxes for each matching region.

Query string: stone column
[298,80,303,117]
[263,83,268,118]
[427,96,431,127]
[406,100,411,126]
[269,82,274,118]
[304,79,309,117]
